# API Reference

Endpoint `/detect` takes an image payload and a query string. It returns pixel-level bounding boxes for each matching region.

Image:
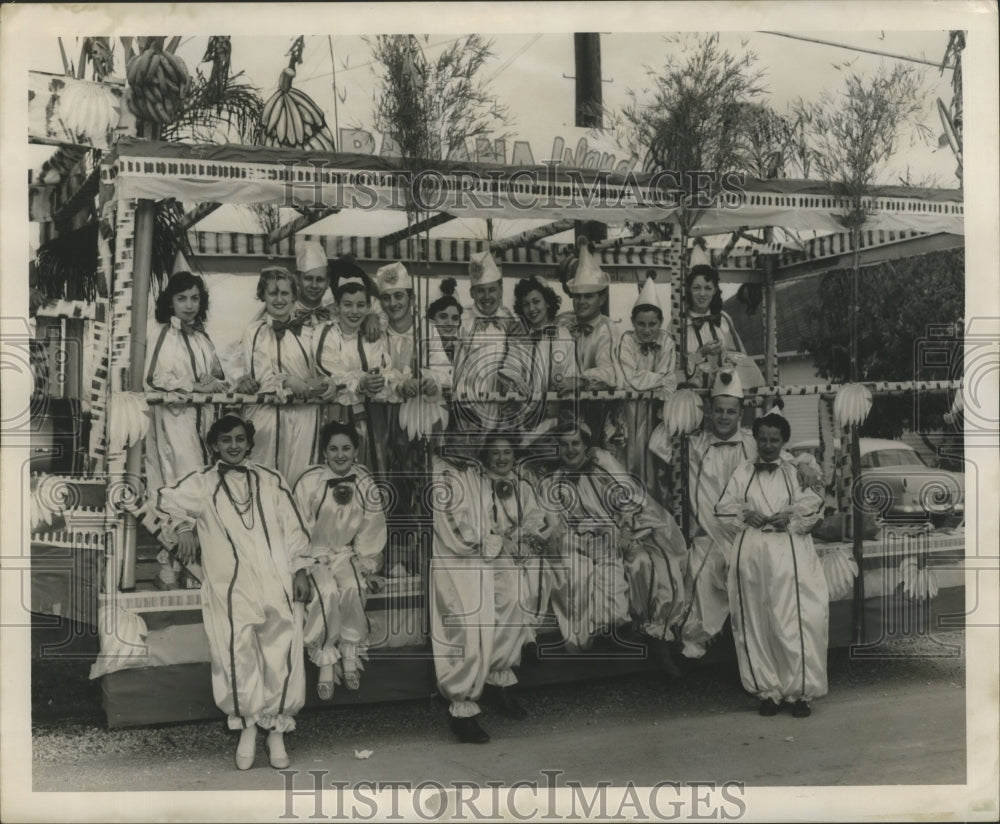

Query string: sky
[29,29,961,243]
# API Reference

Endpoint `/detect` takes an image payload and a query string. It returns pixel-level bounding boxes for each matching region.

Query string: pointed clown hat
[330,255,375,295]
[296,239,327,274]
[634,270,664,313]
[566,236,610,294]
[172,249,192,275]
[689,241,712,269]
[375,261,412,293]
[469,250,501,287]
[711,368,744,399]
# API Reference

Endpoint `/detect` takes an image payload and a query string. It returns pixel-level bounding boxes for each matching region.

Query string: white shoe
[235,727,257,771]
[265,732,290,769]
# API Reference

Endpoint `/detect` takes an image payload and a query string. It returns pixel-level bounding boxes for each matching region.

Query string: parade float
[26,36,967,726]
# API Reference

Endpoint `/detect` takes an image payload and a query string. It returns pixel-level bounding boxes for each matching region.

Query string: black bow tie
[298,305,332,323]
[755,462,778,474]
[570,322,594,337]
[178,320,204,335]
[219,463,249,475]
[638,341,661,356]
[271,317,304,341]
[691,314,721,331]
[327,474,357,487]
[711,440,740,448]
[477,316,506,331]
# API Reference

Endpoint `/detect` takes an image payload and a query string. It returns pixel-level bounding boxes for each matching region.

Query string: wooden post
[119,198,155,591]
[574,33,603,128]
[849,225,866,645]
[763,252,778,410]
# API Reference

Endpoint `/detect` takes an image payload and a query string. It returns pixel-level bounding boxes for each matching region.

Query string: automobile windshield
[863,449,927,468]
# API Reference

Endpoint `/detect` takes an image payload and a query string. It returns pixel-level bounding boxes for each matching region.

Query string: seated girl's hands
[744,509,770,529]
[768,512,790,531]
[232,375,260,394]
[292,569,313,603]
[698,340,723,358]
[419,376,439,397]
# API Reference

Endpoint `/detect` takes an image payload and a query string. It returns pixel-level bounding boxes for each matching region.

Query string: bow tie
[690,314,721,331]
[172,317,204,335]
[638,341,661,356]
[218,463,249,475]
[270,317,304,340]
[570,322,594,337]
[711,440,740,448]
[328,475,357,504]
[529,325,557,342]
[326,474,357,487]
[754,462,779,474]
[298,304,332,323]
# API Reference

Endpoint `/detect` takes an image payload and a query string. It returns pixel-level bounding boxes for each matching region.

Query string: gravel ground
[31,630,965,767]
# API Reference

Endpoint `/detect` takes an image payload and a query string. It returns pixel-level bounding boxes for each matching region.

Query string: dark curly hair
[426,277,463,321]
[513,276,561,325]
[686,264,723,315]
[207,414,256,453]
[319,420,361,452]
[752,412,791,443]
[154,271,210,325]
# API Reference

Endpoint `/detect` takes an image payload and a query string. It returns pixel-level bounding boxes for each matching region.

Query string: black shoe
[791,700,812,718]
[482,684,528,720]
[758,698,781,717]
[449,714,490,744]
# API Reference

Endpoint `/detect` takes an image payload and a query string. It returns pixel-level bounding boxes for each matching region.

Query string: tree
[800,248,964,439]
[796,64,932,381]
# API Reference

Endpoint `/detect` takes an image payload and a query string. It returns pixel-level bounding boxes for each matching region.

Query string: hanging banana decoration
[833,383,873,429]
[57,79,120,145]
[125,36,192,125]
[259,35,336,150]
[662,388,703,436]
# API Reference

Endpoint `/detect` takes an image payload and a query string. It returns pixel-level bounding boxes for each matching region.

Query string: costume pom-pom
[439,277,457,296]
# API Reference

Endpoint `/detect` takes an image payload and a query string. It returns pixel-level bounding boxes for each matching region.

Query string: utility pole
[573,33,606,243]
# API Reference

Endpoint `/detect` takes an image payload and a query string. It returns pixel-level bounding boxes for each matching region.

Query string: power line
[487,33,543,82]
[295,36,468,85]
[759,31,954,70]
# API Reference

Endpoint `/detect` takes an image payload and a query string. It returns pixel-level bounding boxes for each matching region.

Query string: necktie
[218,463,249,475]
[691,314,721,331]
[754,462,778,474]
[271,317,304,341]
[638,341,661,356]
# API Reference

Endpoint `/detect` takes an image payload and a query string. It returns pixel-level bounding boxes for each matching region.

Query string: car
[788,438,965,525]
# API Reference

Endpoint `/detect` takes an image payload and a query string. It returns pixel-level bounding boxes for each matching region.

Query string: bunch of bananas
[820,548,858,601]
[899,556,939,600]
[662,388,703,436]
[108,391,150,453]
[260,67,335,150]
[398,396,449,440]
[125,42,191,125]
[833,382,873,428]
[58,80,120,145]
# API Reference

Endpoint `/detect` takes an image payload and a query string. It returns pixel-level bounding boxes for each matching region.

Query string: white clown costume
[241,316,318,486]
[543,447,688,649]
[430,457,530,718]
[158,461,312,732]
[144,316,226,491]
[678,371,757,659]
[293,462,386,679]
[616,275,677,490]
[717,457,829,706]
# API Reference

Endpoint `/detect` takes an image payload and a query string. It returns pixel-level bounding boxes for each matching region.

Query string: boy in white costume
[678,369,757,659]
[160,415,313,770]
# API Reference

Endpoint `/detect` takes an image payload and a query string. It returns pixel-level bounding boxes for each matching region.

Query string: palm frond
[160,70,263,145]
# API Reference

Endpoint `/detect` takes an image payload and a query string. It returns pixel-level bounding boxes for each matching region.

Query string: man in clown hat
[452,249,520,430]
[675,368,758,659]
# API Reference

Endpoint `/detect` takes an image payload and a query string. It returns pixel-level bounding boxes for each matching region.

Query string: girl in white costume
[542,423,688,651]
[313,276,392,474]
[293,421,386,699]
[143,271,227,493]
[233,267,320,487]
[717,412,828,717]
[160,415,313,770]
